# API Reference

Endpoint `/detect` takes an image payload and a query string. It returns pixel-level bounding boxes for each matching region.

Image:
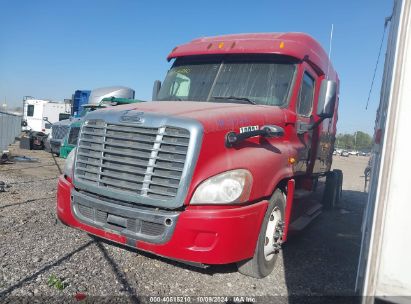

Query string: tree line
[336,131,373,151]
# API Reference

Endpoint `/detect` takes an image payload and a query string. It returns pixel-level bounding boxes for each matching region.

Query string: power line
[365,17,391,110]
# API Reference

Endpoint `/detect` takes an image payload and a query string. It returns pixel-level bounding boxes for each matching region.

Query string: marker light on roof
[218,42,224,49]
[280,41,285,49]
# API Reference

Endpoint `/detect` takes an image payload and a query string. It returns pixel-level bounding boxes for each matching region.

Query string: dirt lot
[0,143,369,303]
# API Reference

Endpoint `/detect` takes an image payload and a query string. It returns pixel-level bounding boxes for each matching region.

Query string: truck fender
[263,165,294,198]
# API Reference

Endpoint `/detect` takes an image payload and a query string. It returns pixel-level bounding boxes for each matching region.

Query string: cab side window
[297,72,315,116]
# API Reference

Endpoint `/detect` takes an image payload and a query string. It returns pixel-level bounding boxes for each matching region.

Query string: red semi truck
[57,33,341,278]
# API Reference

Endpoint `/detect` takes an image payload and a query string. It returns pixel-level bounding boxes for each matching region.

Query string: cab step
[289,203,322,231]
[293,189,313,200]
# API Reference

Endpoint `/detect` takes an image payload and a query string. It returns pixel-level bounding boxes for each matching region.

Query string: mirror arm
[297,116,328,134]
[309,116,327,130]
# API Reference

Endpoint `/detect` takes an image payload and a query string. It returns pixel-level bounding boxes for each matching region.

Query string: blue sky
[0,0,392,134]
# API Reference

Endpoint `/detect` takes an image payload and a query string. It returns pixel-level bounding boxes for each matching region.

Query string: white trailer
[356,0,411,302]
[23,99,70,134]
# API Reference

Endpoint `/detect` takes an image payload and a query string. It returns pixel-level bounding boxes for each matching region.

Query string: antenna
[326,24,334,79]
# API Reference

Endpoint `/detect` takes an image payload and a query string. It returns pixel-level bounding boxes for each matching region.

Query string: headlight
[63,148,76,180]
[190,169,253,205]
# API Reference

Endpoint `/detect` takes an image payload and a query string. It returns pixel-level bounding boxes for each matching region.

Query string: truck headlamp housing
[190,169,253,205]
[63,148,76,181]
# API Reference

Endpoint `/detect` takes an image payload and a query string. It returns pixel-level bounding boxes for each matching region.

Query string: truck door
[294,67,316,175]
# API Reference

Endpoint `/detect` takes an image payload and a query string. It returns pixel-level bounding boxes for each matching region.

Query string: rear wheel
[237,189,285,278]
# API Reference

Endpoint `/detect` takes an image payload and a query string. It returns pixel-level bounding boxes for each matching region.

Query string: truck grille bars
[67,126,80,145]
[52,125,70,140]
[74,119,190,202]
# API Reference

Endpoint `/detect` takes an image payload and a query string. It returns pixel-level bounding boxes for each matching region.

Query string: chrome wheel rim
[263,206,283,261]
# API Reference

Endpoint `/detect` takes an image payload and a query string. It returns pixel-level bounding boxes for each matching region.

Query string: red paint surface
[57,33,340,265]
[57,176,127,245]
[57,176,268,264]
[167,32,337,80]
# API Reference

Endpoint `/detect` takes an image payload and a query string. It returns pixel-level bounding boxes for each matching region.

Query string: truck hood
[100,101,287,133]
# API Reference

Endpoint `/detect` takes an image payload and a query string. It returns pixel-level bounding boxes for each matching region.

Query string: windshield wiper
[212,96,257,105]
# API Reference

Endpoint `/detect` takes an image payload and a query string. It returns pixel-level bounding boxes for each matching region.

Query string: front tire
[237,189,285,278]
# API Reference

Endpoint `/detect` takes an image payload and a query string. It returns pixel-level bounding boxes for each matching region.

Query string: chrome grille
[74,120,190,201]
[52,125,70,140]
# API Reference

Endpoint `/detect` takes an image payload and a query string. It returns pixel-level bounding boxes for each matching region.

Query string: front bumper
[57,176,268,264]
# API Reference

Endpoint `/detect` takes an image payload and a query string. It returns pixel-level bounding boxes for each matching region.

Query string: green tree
[336,131,372,151]
[354,131,372,151]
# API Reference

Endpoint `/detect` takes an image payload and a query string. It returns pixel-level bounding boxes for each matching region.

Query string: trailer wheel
[322,170,340,209]
[237,189,285,278]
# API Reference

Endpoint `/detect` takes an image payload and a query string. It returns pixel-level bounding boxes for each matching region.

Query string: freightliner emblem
[120,110,145,124]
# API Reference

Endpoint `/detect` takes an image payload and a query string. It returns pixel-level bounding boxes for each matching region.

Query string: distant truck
[20,99,70,150]
[47,87,136,155]
[46,118,81,155]
[59,97,145,158]
[57,32,341,278]
[22,99,70,134]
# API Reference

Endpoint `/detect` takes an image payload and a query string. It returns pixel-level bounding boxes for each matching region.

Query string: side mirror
[317,80,337,118]
[152,80,161,101]
[43,117,49,122]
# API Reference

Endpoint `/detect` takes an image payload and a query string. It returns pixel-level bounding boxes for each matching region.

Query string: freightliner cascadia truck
[57,32,341,278]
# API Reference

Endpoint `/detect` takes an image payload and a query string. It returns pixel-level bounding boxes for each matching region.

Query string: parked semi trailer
[356,0,411,302]
[57,32,341,278]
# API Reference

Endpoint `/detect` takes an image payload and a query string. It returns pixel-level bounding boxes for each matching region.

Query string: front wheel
[237,189,285,278]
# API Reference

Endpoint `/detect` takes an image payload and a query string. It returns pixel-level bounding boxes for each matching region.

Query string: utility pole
[354,131,358,151]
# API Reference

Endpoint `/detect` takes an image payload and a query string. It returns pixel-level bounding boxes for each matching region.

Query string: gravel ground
[0,143,369,303]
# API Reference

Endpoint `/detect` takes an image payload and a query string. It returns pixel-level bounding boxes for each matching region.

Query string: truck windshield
[157,55,296,106]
